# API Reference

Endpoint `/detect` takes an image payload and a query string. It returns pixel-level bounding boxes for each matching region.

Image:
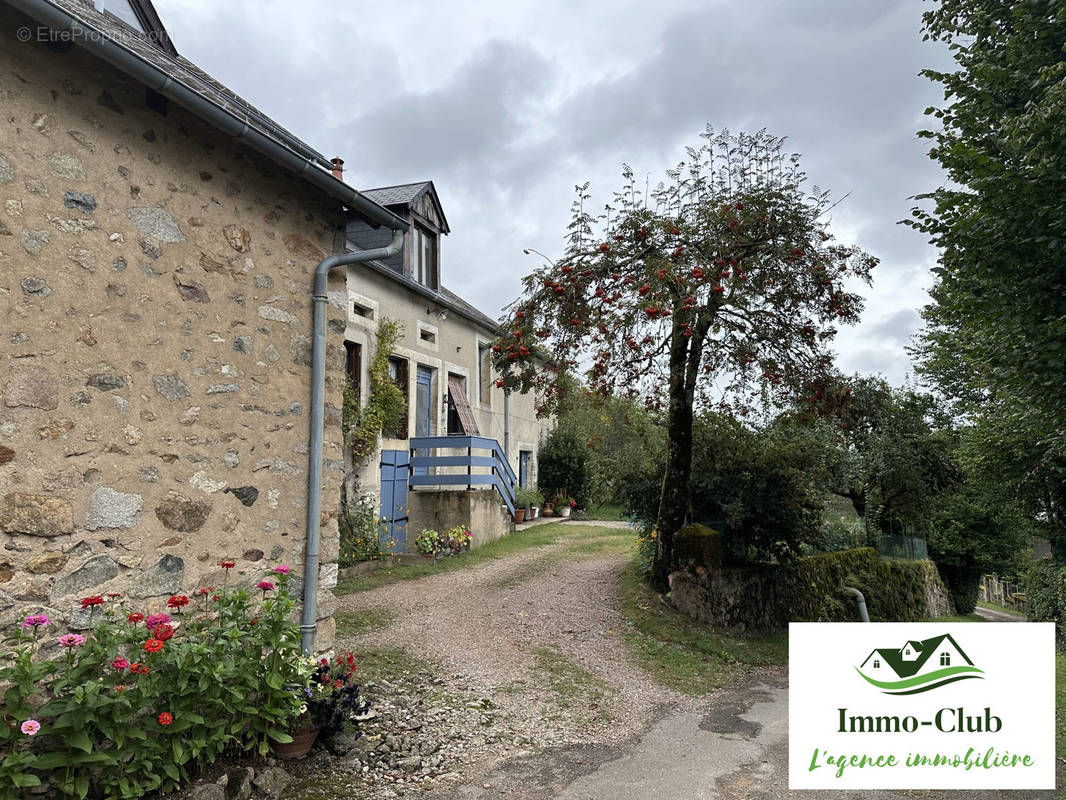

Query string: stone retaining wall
[0,6,347,648]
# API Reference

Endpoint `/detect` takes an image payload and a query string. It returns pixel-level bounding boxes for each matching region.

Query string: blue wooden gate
[379,449,409,554]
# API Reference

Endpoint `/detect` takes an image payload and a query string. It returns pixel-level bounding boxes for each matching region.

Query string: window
[446,374,479,436]
[478,343,492,404]
[940,652,950,666]
[352,302,374,320]
[98,0,144,30]
[519,451,532,487]
[413,226,438,290]
[873,659,880,669]
[386,356,409,439]
[344,341,361,399]
[420,329,436,345]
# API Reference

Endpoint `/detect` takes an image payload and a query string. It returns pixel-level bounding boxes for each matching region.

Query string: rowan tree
[492,128,877,590]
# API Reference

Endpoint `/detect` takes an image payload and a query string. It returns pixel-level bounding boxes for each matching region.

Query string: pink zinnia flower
[145,614,171,631]
[22,614,50,628]
[256,581,274,592]
[273,565,290,575]
[111,657,130,671]
[58,634,85,648]
[20,720,40,736]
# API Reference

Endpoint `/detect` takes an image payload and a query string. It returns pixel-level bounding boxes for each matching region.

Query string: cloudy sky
[159,0,955,386]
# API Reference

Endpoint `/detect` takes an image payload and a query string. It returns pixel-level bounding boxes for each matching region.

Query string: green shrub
[0,566,317,799]
[339,490,386,566]
[538,425,596,509]
[1026,558,1066,645]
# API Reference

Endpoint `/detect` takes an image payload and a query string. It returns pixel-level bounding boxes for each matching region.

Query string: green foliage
[1027,559,1066,646]
[338,489,387,566]
[537,424,596,509]
[514,486,543,508]
[343,318,406,468]
[782,549,943,624]
[820,376,961,539]
[0,569,323,799]
[910,1,1066,555]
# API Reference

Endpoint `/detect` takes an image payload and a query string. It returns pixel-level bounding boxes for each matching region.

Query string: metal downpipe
[301,230,405,653]
[843,587,870,623]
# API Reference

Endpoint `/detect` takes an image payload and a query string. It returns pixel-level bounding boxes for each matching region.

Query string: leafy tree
[494,129,877,589]
[821,377,961,541]
[909,1,1066,552]
[545,376,666,508]
[537,424,596,509]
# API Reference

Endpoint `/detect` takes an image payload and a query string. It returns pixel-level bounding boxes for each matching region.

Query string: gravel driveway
[284,527,1061,800]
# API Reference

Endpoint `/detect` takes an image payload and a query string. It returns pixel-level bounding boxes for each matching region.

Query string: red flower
[491,344,501,352]
[158,712,173,726]
[127,613,144,624]
[256,581,274,592]
[144,639,163,654]
[130,662,149,675]
[220,560,235,570]
[153,624,174,642]
[111,657,130,671]
[106,592,122,599]
[80,596,105,610]
[115,685,127,692]
[196,587,213,596]
[167,595,189,609]
[495,380,505,388]
[518,346,530,356]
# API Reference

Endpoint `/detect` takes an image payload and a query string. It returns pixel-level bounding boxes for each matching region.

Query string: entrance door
[379,449,409,553]
[413,366,434,476]
[519,450,531,487]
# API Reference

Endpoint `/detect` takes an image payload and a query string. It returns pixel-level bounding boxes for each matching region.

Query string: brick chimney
[330,157,344,180]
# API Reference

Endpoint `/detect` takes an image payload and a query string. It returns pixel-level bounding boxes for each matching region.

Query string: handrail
[409,435,516,517]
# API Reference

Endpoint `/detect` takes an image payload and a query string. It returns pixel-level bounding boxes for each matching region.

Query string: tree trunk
[651,318,701,593]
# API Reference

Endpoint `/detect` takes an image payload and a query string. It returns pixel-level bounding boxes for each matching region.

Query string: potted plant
[527,488,544,519]
[559,497,576,519]
[514,487,539,522]
[415,528,442,559]
[445,524,473,554]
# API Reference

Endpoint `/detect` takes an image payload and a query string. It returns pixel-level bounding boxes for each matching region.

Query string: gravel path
[283,524,698,798]
[341,526,680,744]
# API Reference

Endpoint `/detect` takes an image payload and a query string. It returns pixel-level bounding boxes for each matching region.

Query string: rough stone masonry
[0,4,349,649]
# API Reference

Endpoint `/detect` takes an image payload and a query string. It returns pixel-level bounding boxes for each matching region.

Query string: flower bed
[414,524,473,558]
[0,564,367,799]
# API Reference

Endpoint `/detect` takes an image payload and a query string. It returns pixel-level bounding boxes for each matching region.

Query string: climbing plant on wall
[342,317,406,471]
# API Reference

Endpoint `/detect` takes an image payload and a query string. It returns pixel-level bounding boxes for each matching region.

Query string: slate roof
[439,286,501,333]
[31,0,333,172]
[863,634,973,679]
[362,181,450,234]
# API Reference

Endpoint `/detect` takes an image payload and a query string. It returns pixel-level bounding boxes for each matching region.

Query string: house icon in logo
[857,634,984,695]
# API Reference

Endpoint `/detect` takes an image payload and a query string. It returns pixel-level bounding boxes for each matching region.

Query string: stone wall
[0,6,349,649]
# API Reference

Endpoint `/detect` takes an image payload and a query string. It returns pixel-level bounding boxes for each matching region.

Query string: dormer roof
[362,181,450,234]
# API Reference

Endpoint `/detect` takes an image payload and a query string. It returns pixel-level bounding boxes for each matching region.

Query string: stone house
[0,0,545,650]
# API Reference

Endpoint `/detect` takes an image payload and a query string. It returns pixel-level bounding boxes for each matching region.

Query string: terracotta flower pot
[514,508,526,523]
[270,726,319,760]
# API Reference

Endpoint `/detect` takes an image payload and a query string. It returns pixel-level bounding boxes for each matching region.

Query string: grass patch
[531,646,614,722]
[335,607,393,637]
[617,559,787,695]
[581,503,628,521]
[335,524,630,595]
[977,600,1027,619]
[929,614,985,622]
[354,646,434,684]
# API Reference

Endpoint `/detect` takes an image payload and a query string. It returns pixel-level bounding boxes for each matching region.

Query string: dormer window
[97,0,144,30]
[414,225,438,290]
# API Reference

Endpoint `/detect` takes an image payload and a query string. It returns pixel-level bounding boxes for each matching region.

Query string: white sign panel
[789,622,1055,791]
